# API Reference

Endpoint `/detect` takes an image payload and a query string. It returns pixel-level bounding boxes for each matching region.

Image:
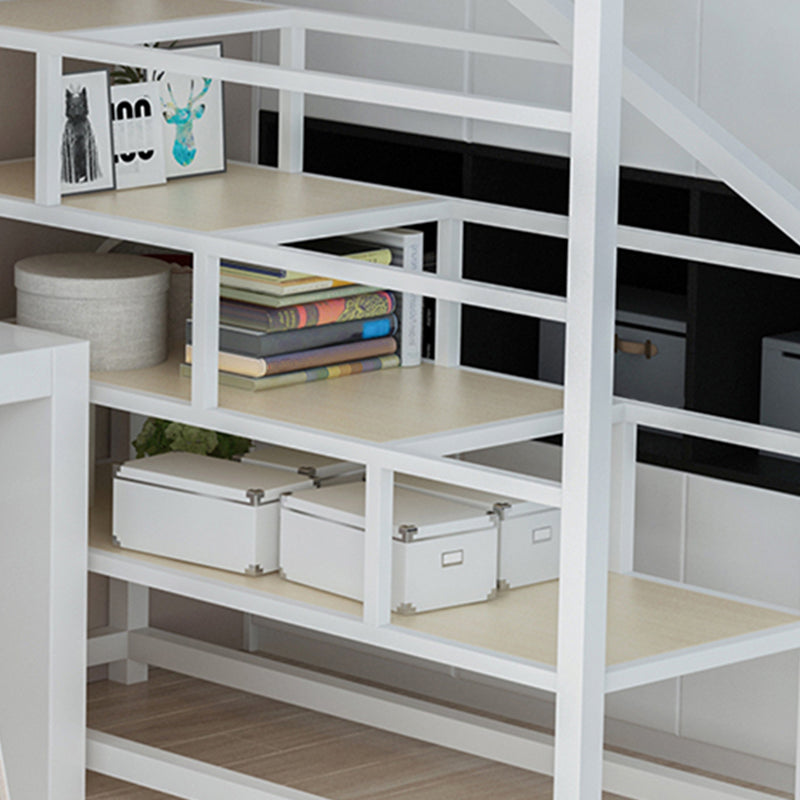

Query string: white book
[347,227,423,368]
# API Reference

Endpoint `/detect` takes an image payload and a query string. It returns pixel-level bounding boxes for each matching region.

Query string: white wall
[259,0,800,188]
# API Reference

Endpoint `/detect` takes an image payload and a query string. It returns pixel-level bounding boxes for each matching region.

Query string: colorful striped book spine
[185,336,398,378]
[219,291,396,333]
[179,354,400,391]
[186,315,398,358]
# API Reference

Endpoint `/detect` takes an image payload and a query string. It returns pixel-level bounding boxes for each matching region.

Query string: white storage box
[241,443,363,485]
[15,252,171,371]
[280,482,498,613]
[113,452,314,574]
[396,473,560,590]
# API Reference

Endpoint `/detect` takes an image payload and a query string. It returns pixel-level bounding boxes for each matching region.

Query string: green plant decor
[109,42,177,85]
[133,417,251,460]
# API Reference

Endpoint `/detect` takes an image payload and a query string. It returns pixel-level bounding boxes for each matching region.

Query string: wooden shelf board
[0,0,266,33]
[91,357,565,444]
[89,471,800,669]
[0,160,429,233]
[393,574,800,666]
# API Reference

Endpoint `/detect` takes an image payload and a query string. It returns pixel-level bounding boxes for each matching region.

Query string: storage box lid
[395,473,553,515]
[762,331,800,354]
[15,253,170,299]
[282,482,495,540]
[116,452,314,503]
[242,443,362,480]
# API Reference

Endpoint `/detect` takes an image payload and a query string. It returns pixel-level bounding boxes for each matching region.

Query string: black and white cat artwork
[61,85,102,184]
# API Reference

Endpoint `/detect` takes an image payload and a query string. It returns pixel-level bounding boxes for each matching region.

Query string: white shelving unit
[4,1,800,798]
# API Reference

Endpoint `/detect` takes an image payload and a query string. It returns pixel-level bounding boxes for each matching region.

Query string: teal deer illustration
[161,77,212,167]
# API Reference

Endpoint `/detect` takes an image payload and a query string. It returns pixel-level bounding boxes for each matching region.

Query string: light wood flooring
[87,668,630,800]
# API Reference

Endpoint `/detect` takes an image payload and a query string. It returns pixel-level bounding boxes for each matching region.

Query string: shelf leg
[554,0,625,796]
[363,464,393,627]
[278,25,306,173]
[35,51,62,206]
[108,580,149,685]
[242,613,260,653]
[610,420,637,573]
[435,218,463,367]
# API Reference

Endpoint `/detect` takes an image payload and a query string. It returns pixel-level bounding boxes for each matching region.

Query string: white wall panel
[633,463,686,581]
[681,473,800,764]
[697,0,800,187]
[680,653,800,765]
[684,474,800,608]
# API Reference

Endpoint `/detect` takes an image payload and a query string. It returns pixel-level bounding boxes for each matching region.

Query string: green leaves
[132,417,251,460]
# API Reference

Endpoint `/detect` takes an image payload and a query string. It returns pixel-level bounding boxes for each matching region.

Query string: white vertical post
[609,420,637,573]
[249,31,264,165]
[48,341,90,800]
[435,219,463,367]
[35,51,62,206]
[191,250,220,410]
[795,658,800,800]
[278,26,305,173]
[554,0,624,797]
[108,580,149,685]
[362,463,393,627]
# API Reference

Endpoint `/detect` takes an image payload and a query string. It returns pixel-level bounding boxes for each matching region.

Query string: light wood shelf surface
[89,472,800,669]
[0,0,264,32]
[92,357,565,444]
[0,160,429,233]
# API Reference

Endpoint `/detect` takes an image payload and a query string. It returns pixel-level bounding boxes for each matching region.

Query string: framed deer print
[110,82,167,189]
[60,71,115,195]
[151,43,226,180]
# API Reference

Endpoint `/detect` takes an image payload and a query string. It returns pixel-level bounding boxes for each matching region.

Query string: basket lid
[282,482,494,539]
[117,452,314,503]
[242,443,361,480]
[14,252,171,299]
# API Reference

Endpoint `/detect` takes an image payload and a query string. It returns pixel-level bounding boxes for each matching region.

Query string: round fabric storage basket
[15,252,171,371]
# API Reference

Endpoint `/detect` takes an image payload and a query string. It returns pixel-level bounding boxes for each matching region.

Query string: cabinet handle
[615,335,658,359]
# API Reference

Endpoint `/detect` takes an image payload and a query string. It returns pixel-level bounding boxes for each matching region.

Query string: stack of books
[182,229,424,391]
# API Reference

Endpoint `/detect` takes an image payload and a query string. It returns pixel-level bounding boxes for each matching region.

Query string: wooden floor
[87,669,630,800]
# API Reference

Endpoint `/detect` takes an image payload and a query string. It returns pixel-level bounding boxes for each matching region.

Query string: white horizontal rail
[623,399,800,461]
[87,550,557,690]
[291,8,569,64]
[229,198,449,243]
[87,729,326,800]
[71,6,297,43]
[392,409,566,457]
[455,197,800,281]
[100,629,780,800]
[128,628,557,773]
[606,621,800,694]
[0,28,571,132]
[87,628,129,668]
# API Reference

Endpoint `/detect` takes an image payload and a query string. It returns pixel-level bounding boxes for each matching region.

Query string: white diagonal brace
[506,0,800,248]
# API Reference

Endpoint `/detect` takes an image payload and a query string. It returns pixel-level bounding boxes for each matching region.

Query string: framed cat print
[60,70,115,195]
[150,43,226,180]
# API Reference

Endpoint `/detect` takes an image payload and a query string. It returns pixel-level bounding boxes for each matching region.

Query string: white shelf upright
[0,323,89,800]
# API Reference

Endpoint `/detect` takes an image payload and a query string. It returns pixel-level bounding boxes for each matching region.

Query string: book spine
[220,291,396,333]
[179,354,401,391]
[220,283,380,309]
[186,315,398,358]
[219,274,333,295]
[348,229,423,367]
[186,337,397,378]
